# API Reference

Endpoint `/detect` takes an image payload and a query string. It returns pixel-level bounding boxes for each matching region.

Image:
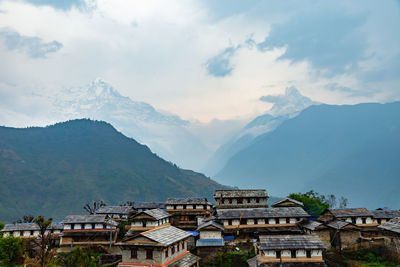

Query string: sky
[0,0,399,123]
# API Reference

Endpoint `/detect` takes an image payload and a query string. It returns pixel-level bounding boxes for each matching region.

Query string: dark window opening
[92,223,95,229]
[131,249,137,259]
[256,198,260,203]
[228,220,232,225]
[238,198,243,204]
[143,221,147,227]
[182,242,184,250]
[276,251,281,259]
[71,224,75,230]
[172,246,175,254]
[177,244,180,251]
[146,249,153,259]
[377,219,381,224]
[286,218,290,224]
[362,218,367,224]
[291,250,296,258]
[241,219,247,225]
[30,231,34,235]
[165,250,168,258]
[351,218,356,224]
[229,199,232,204]
[306,250,311,258]
[254,219,258,225]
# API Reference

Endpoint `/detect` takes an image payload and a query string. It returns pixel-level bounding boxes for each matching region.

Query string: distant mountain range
[203,86,319,175]
[215,102,400,209]
[0,119,227,222]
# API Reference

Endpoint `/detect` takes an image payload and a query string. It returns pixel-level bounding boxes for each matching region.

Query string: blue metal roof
[186,231,199,237]
[224,235,235,241]
[196,239,224,247]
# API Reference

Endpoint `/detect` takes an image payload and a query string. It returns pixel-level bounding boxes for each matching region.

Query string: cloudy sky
[0,0,399,123]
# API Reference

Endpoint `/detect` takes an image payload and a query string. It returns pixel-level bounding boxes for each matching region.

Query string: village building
[214,189,268,209]
[1,222,63,238]
[117,225,200,267]
[378,217,400,258]
[271,198,304,208]
[166,198,212,230]
[247,234,326,267]
[58,214,118,252]
[135,202,166,212]
[216,207,310,238]
[195,220,225,262]
[371,210,400,225]
[318,208,376,226]
[127,208,171,234]
[95,206,135,220]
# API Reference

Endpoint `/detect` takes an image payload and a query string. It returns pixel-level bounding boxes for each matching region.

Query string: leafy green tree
[0,222,4,232]
[57,247,98,267]
[288,190,330,218]
[0,236,23,266]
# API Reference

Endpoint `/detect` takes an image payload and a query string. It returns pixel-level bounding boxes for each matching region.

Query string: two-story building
[371,210,400,225]
[134,202,166,212]
[127,208,171,234]
[216,207,310,238]
[214,189,268,209]
[166,198,212,230]
[1,222,63,239]
[58,214,118,252]
[247,235,326,266]
[96,206,135,221]
[318,208,376,226]
[118,225,200,267]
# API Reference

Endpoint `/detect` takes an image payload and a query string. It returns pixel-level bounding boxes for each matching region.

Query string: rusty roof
[214,189,267,198]
[258,235,326,250]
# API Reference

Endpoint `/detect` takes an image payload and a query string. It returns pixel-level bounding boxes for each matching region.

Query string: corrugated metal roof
[141,226,191,246]
[259,235,326,250]
[62,214,107,224]
[371,210,400,219]
[1,222,63,232]
[167,252,200,267]
[196,239,224,247]
[271,198,304,207]
[216,207,310,219]
[378,217,400,234]
[95,206,133,214]
[214,189,267,198]
[166,197,211,205]
[142,208,171,220]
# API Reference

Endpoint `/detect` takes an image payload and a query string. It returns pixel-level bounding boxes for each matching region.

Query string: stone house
[95,206,135,221]
[166,198,212,230]
[378,217,400,259]
[247,235,326,267]
[1,222,63,238]
[58,214,118,252]
[134,202,166,212]
[117,225,200,267]
[127,208,171,234]
[271,198,304,208]
[371,210,400,225]
[214,189,269,209]
[318,208,376,226]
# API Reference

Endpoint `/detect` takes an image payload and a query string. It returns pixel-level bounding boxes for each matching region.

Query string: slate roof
[301,220,323,231]
[1,222,64,232]
[141,208,171,220]
[196,220,224,232]
[378,217,400,234]
[371,210,400,219]
[196,239,224,247]
[271,198,304,207]
[328,208,372,218]
[63,214,108,224]
[135,202,166,210]
[167,197,211,205]
[326,220,351,230]
[95,206,133,215]
[141,225,191,246]
[168,252,200,267]
[214,189,267,198]
[216,207,310,219]
[258,235,326,250]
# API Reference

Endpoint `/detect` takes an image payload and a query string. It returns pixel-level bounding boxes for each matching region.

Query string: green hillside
[0,119,227,222]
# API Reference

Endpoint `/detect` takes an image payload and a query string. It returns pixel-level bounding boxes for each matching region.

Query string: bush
[0,236,23,266]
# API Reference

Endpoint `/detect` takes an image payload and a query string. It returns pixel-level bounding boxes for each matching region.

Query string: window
[254,219,258,225]
[228,220,232,225]
[362,218,367,224]
[172,246,175,254]
[182,242,184,250]
[275,251,281,259]
[306,250,311,258]
[291,250,296,258]
[131,249,138,259]
[351,218,356,224]
[229,199,232,204]
[238,198,243,204]
[286,218,290,224]
[71,224,75,230]
[92,223,95,229]
[165,249,168,258]
[256,198,260,203]
[177,244,180,252]
[142,221,147,227]
[146,249,153,259]
[241,219,247,225]
[183,205,186,209]
[377,218,381,224]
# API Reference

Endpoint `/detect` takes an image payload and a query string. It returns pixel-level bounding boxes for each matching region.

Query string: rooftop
[258,235,326,250]
[166,197,211,205]
[327,208,372,218]
[378,217,400,234]
[214,189,267,198]
[134,202,166,210]
[95,206,134,215]
[271,198,304,207]
[62,214,109,224]
[196,220,224,232]
[217,207,310,219]
[168,252,200,267]
[1,222,64,232]
[326,220,352,230]
[141,225,192,246]
[371,210,400,219]
[301,220,323,231]
[139,208,171,220]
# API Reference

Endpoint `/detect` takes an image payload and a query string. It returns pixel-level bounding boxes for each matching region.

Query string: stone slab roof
[328,208,372,218]
[168,252,200,267]
[326,220,351,230]
[95,206,133,215]
[141,225,191,246]
[142,208,171,220]
[196,220,224,232]
[134,202,166,210]
[371,210,400,219]
[216,207,310,219]
[63,214,108,224]
[378,217,400,234]
[166,197,211,205]
[301,220,323,231]
[271,198,304,207]
[214,189,267,198]
[259,235,326,250]
[1,222,63,232]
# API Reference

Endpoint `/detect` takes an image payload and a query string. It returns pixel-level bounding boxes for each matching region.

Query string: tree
[33,216,55,267]
[0,236,23,266]
[288,190,330,218]
[83,201,106,214]
[14,214,35,224]
[120,201,134,207]
[327,194,337,208]
[339,197,349,209]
